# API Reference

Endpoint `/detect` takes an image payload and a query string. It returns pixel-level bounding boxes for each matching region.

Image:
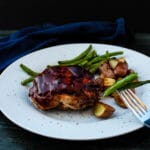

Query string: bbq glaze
[29,66,101,110]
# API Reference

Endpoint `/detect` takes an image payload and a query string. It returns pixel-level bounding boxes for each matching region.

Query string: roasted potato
[112,92,127,108]
[109,59,119,69]
[94,102,115,118]
[104,77,116,87]
[118,57,126,63]
[114,62,128,77]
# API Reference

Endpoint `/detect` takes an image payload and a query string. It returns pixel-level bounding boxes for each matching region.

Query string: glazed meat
[29,66,101,110]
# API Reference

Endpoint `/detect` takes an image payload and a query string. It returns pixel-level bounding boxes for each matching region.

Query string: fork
[117,89,150,128]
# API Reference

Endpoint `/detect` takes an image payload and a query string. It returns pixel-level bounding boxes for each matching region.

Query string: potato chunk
[94,102,115,118]
[104,78,116,87]
[112,92,127,108]
[109,59,119,69]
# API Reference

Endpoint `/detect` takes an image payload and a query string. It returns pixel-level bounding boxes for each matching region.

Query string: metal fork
[117,89,150,128]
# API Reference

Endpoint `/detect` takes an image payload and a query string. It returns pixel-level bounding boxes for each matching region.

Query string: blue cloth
[0,18,132,71]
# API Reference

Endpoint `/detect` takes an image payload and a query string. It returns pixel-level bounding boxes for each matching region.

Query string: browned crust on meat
[29,66,101,110]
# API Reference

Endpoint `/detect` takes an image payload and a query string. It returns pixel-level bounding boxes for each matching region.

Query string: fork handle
[144,119,150,128]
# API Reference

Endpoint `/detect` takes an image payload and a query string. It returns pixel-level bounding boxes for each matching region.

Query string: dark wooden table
[0,33,150,150]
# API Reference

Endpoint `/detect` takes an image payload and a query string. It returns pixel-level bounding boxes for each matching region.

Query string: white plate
[0,43,150,140]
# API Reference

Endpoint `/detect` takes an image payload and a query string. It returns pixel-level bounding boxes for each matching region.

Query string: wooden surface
[0,1,150,32]
[0,33,150,150]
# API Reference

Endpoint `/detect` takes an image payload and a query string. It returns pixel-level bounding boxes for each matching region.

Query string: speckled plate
[0,43,150,140]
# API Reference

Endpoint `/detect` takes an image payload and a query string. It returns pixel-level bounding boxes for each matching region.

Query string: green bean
[119,80,150,90]
[89,63,100,73]
[58,44,92,64]
[87,51,123,66]
[103,73,138,97]
[21,76,35,86]
[20,64,39,76]
[79,60,88,66]
[60,50,96,66]
[88,60,106,74]
[78,50,97,65]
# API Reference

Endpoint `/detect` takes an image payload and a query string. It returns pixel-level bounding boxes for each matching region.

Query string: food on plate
[99,57,128,79]
[103,73,138,97]
[58,45,124,74]
[93,102,115,118]
[114,61,128,77]
[20,64,39,76]
[109,59,119,69]
[99,61,116,79]
[29,66,102,110]
[20,44,150,119]
[111,92,127,108]
[103,78,116,87]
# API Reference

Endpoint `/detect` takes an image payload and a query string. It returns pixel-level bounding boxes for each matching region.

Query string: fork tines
[117,89,147,119]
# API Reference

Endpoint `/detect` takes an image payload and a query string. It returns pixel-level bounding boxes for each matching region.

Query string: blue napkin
[0,18,132,71]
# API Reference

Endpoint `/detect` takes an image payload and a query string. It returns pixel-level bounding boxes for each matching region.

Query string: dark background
[0,0,149,32]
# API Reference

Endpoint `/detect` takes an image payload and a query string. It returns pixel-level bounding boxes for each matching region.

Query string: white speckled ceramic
[0,43,150,140]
